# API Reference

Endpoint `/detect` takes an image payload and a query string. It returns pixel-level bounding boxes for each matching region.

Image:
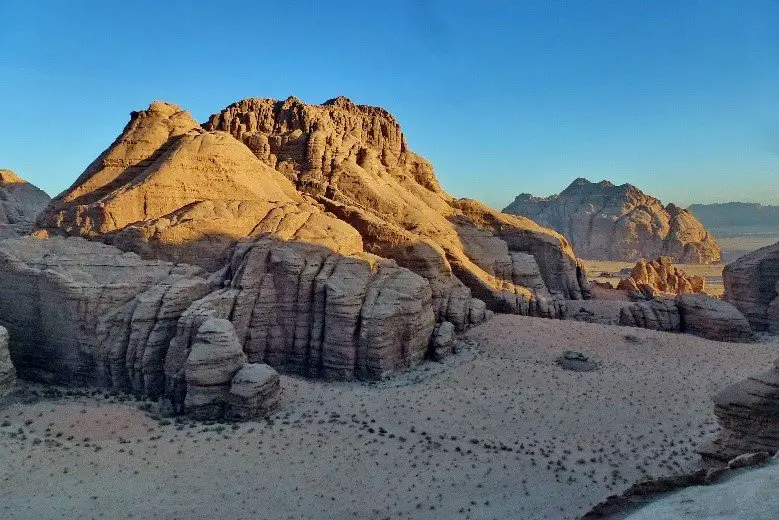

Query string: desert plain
[2,315,776,520]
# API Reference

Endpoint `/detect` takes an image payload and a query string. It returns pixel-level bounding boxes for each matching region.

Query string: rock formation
[619,294,753,342]
[0,325,15,397]
[226,363,281,420]
[504,178,721,264]
[702,357,779,461]
[617,257,706,298]
[0,235,437,416]
[38,98,588,322]
[723,241,779,332]
[0,169,50,238]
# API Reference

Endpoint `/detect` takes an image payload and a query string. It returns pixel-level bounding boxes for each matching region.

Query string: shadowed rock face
[0,236,437,417]
[0,325,15,397]
[724,240,779,332]
[702,357,779,461]
[504,178,721,264]
[37,98,587,323]
[618,294,753,342]
[0,169,50,238]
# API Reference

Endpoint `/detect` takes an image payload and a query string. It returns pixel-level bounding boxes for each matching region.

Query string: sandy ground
[1,316,777,520]
[581,259,725,298]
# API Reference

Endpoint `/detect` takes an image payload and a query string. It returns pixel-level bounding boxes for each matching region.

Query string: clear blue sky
[2,1,778,209]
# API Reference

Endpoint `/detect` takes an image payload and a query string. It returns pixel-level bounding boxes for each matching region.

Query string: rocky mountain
[0,169,50,238]
[616,257,706,298]
[689,202,779,230]
[504,178,721,264]
[38,97,588,320]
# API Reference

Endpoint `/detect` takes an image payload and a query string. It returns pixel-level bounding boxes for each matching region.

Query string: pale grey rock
[676,293,754,342]
[184,318,247,419]
[619,297,681,332]
[728,451,770,469]
[0,170,50,237]
[724,240,779,332]
[702,359,779,461]
[226,363,280,420]
[0,325,15,397]
[431,321,456,360]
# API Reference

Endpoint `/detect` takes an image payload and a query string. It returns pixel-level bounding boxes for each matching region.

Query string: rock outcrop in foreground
[0,325,15,397]
[617,256,706,298]
[619,294,753,342]
[38,98,587,321]
[0,169,50,238]
[702,357,779,461]
[0,235,437,416]
[724,240,779,332]
[504,178,721,264]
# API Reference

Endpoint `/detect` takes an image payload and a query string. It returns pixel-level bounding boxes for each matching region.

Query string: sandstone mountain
[0,169,50,238]
[504,178,721,264]
[38,97,588,321]
[723,240,779,332]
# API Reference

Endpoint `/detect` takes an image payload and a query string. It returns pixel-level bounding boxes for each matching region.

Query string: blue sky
[1,1,778,209]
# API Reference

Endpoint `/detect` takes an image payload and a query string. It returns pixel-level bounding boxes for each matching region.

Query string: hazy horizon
[2,1,778,209]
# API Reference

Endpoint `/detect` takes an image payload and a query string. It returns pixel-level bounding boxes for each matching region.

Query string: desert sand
[1,315,776,520]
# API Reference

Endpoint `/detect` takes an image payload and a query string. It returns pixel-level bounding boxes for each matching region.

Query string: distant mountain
[688,202,779,230]
[504,178,721,264]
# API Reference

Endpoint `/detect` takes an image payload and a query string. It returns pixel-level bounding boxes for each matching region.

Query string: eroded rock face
[0,235,437,417]
[723,241,779,332]
[618,294,753,342]
[37,98,587,322]
[617,256,706,298]
[504,178,721,264]
[0,325,15,397]
[0,170,50,238]
[675,294,753,343]
[226,363,281,420]
[702,358,779,461]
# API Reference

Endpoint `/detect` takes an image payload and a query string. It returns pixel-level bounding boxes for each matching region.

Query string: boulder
[184,318,247,419]
[226,363,281,420]
[675,294,754,342]
[723,240,779,332]
[431,321,456,360]
[0,325,15,397]
[619,297,681,332]
[0,169,50,237]
[504,178,721,264]
[701,358,779,461]
[618,294,753,342]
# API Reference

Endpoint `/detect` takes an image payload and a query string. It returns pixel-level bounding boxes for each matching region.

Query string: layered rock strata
[617,256,706,298]
[504,178,721,264]
[38,98,588,321]
[723,241,779,332]
[0,169,50,238]
[702,358,779,461]
[619,294,753,342]
[0,235,438,416]
[0,325,15,397]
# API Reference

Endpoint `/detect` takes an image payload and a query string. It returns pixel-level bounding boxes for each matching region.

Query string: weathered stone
[728,451,770,469]
[184,318,247,419]
[0,169,50,237]
[431,321,456,360]
[675,294,753,342]
[556,350,599,372]
[619,297,681,332]
[702,361,779,461]
[0,325,15,397]
[617,257,706,296]
[226,363,280,420]
[37,98,588,324]
[504,178,721,264]
[723,240,779,332]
